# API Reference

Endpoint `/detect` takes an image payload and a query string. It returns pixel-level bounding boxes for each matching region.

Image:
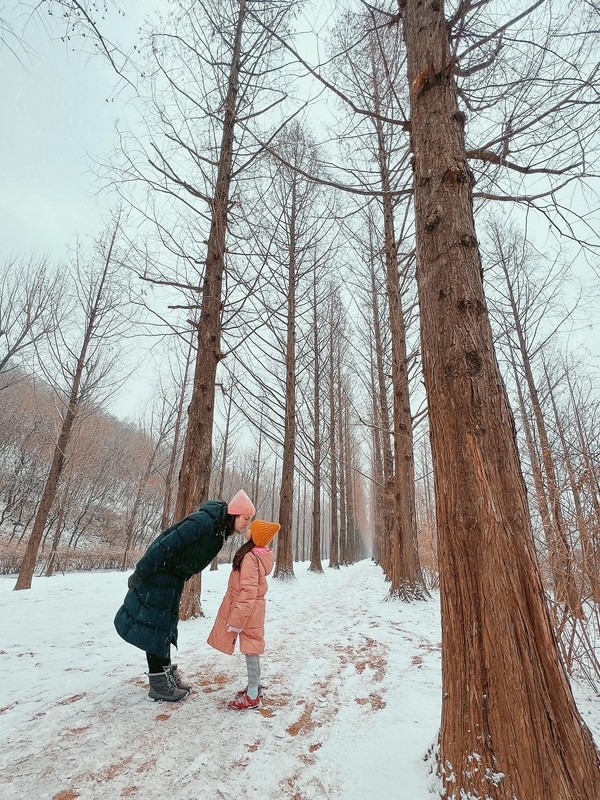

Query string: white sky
[2,559,598,799]
[2,1,599,423]
[1,3,142,258]
[0,0,334,261]
[1,4,153,419]
[1,1,339,422]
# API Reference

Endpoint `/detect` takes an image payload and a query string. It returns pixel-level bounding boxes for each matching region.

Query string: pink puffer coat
[207,547,274,656]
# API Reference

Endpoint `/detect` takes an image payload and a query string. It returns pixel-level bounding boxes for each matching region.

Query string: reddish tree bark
[175,0,247,618]
[399,1,600,796]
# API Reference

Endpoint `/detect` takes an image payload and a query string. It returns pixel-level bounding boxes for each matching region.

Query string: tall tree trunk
[336,357,348,564]
[373,60,426,598]
[175,0,246,617]
[309,270,323,572]
[274,182,297,579]
[399,2,600,797]
[369,349,384,564]
[500,256,581,616]
[344,415,357,563]
[368,245,393,571]
[328,297,340,569]
[302,478,308,562]
[294,483,301,561]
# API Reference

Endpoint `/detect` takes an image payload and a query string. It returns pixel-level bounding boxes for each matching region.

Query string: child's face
[234,514,252,534]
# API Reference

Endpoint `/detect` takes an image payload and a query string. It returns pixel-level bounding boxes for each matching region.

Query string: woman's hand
[226,624,242,633]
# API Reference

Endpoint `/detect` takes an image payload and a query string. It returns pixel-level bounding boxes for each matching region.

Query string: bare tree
[171,0,251,528]
[0,257,62,389]
[353,209,394,570]
[15,219,133,589]
[308,255,325,573]
[324,8,427,596]
[396,0,600,795]
[327,286,343,570]
[485,220,584,615]
[102,0,297,615]
[230,122,336,578]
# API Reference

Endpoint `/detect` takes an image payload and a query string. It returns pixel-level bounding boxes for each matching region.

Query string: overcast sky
[1,3,159,420]
[2,1,599,421]
[1,4,144,259]
[0,1,341,422]
[0,1,329,262]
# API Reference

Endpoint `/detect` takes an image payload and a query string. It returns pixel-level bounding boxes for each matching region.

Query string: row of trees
[6,0,600,796]
[3,220,597,607]
[0,358,370,574]
[0,246,375,574]
[0,353,373,568]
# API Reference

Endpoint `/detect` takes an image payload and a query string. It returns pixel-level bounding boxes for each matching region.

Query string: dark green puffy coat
[114,500,230,657]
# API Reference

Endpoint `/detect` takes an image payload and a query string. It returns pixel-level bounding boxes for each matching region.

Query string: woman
[114,489,255,702]
[207,518,280,710]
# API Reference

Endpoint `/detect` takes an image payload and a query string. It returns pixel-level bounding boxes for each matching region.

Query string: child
[207,518,280,710]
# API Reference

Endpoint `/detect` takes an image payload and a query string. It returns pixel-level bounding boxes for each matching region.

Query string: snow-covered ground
[0,560,598,800]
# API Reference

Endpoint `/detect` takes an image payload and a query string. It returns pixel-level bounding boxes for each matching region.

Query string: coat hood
[252,546,274,576]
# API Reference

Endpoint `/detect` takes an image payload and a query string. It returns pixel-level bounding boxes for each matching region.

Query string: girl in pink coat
[207,519,280,710]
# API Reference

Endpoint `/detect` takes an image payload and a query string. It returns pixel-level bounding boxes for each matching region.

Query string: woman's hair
[223,514,237,539]
[232,538,255,571]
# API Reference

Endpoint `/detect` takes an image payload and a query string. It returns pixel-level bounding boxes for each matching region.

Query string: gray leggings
[245,654,260,693]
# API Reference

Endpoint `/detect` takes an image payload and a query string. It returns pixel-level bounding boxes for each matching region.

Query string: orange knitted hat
[250,519,281,548]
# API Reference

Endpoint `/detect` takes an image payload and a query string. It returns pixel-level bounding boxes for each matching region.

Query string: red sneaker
[235,685,265,699]
[228,691,261,711]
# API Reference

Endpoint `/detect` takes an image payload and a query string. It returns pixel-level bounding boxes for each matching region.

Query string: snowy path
[1,560,596,799]
[0,561,442,799]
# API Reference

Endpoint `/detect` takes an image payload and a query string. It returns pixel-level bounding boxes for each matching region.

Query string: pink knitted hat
[227,489,255,516]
